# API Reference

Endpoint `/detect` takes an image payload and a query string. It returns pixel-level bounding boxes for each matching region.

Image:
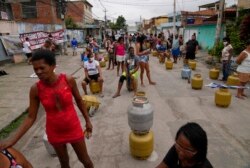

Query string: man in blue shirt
[71,37,78,56]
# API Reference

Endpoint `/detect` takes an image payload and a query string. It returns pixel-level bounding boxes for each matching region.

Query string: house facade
[238,0,250,9]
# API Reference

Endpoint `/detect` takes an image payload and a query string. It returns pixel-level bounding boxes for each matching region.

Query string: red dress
[37,74,84,145]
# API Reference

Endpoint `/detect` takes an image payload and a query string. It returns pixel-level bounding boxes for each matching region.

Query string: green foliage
[116,15,126,29]
[0,110,28,139]
[109,15,127,30]
[65,17,79,29]
[109,22,118,30]
[225,10,249,55]
[227,24,245,55]
[208,42,224,58]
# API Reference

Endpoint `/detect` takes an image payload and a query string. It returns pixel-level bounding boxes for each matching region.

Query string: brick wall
[11,0,62,25]
[65,1,84,26]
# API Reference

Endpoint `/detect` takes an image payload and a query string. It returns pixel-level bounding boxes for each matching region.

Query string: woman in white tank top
[236,40,250,99]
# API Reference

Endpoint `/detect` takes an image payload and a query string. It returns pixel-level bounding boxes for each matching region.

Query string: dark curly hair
[31,49,56,65]
[175,122,208,163]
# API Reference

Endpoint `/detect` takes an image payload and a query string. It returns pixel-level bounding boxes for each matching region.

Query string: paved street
[1,49,250,168]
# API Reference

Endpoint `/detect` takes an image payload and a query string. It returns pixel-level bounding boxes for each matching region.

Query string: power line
[98,0,106,9]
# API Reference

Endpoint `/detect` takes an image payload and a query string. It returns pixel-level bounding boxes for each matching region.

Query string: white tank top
[84,60,99,76]
[237,50,250,73]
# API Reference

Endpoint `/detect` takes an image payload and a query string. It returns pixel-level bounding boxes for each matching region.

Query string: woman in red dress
[0,49,94,168]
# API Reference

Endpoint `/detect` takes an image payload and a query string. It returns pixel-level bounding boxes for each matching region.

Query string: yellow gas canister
[209,68,220,80]
[135,91,146,97]
[188,60,196,70]
[152,51,158,57]
[104,55,109,62]
[82,95,100,110]
[100,61,106,67]
[191,74,203,90]
[90,81,101,94]
[227,73,240,86]
[215,88,232,107]
[129,131,154,159]
[165,59,173,70]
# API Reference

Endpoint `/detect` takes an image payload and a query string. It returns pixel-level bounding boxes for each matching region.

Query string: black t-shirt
[186,40,199,53]
[163,145,213,168]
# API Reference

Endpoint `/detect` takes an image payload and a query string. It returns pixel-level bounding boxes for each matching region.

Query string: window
[22,1,37,19]
[0,1,13,20]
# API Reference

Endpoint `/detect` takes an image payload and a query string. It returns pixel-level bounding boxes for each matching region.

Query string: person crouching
[82,53,104,97]
[113,47,140,98]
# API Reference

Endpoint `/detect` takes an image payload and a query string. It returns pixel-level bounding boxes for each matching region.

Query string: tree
[108,15,127,31]
[116,15,126,30]
[65,16,78,29]
[240,14,250,42]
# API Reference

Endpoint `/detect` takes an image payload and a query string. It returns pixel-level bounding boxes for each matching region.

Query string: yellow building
[238,0,250,9]
[154,16,168,27]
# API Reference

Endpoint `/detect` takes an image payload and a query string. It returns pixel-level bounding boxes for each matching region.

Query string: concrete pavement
[0,49,250,168]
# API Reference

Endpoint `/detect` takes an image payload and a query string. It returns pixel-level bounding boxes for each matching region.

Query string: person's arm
[228,46,233,62]
[195,41,199,53]
[131,60,139,75]
[135,43,144,56]
[66,76,92,137]
[84,68,90,81]
[236,51,247,64]
[27,42,32,51]
[96,61,103,79]
[0,84,40,150]
[156,145,177,168]
[114,43,117,56]
[155,162,168,168]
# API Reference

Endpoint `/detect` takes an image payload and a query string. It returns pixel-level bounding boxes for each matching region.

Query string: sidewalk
[0,50,83,130]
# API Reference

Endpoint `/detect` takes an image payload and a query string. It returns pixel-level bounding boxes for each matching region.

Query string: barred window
[22,1,37,19]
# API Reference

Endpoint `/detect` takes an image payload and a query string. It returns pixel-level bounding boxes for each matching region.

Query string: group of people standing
[3,29,250,168]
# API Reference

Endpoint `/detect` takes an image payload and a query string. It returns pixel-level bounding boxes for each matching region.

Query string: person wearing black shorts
[83,74,100,84]
[82,53,104,97]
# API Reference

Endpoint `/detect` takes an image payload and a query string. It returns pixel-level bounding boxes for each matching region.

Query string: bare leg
[107,58,111,70]
[236,82,246,99]
[113,82,123,98]
[53,144,70,168]
[117,62,120,76]
[71,140,94,168]
[111,58,114,69]
[82,81,88,95]
[241,82,247,97]
[140,62,145,87]
[98,78,104,97]
[121,61,125,73]
[145,62,156,85]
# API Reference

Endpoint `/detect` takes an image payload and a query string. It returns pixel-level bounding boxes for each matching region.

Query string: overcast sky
[87,0,236,25]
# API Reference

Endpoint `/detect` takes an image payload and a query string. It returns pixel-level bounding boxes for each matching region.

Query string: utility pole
[214,0,225,45]
[140,16,142,32]
[50,0,56,31]
[104,8,107,35]
[173,0,176,35]
[61,0,67,55]
[236,0,239,22]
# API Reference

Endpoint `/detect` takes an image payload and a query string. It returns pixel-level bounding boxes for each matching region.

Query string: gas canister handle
[132,97,149,107]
